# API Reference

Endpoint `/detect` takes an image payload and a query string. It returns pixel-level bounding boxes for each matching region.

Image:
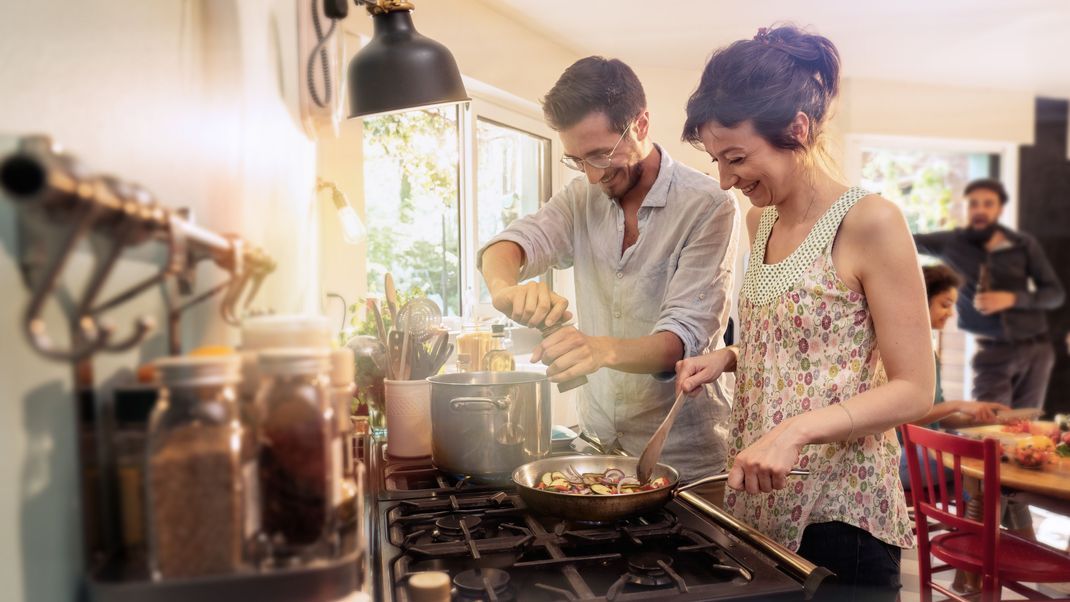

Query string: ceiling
[479,0,1070,98]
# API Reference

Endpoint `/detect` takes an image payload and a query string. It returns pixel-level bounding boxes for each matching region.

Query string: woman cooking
[675,25,935,601]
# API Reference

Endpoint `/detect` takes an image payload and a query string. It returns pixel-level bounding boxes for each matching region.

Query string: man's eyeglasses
[560,122,632,172]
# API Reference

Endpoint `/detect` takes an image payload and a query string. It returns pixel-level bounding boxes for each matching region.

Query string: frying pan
[512,454,808,522]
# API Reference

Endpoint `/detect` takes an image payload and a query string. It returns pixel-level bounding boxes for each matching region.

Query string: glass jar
[347,335,387,438]
[147,355,244,580]
[328,348,360,533]
[256,348,335,557]
[236,352,263,551]
[481,324,515,372]
[113,385,157,557]
[457,324,491,372]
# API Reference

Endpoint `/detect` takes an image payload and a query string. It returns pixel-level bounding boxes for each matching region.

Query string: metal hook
[219,236,249,326]
[20,199,113,361]
[78,179,163,354]
[165,277,231,355]
[240,248,275,312]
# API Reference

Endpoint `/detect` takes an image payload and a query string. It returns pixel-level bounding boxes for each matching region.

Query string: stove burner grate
[605,551,688,601]
[432,515,484,542]
[454,568,514,602]
[626,552,675,586]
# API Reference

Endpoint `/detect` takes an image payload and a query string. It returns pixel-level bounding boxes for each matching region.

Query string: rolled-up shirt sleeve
[476,179,580,281]
[651,192,740,359]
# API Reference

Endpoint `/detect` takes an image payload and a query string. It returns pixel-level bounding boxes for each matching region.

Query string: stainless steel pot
[428,371,551,483]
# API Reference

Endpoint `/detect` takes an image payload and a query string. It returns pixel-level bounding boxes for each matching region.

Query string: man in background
[914,178,1064,411]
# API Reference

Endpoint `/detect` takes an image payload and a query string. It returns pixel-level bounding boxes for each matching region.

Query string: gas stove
[359,436,827,601]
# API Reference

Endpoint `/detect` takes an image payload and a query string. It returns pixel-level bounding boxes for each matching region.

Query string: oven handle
[677,489,834,599]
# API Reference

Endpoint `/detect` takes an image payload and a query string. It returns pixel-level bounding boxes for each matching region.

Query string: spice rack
[0,136,365,601]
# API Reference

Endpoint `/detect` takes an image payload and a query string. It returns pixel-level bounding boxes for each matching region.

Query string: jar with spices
[147,355,244,580]
[256,348,336,557]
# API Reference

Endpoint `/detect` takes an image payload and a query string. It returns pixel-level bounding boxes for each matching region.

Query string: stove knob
[408,570,452,602]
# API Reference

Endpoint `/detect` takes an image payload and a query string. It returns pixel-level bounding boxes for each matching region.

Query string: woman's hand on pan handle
[727,422,806,494]
[675,346,738,397]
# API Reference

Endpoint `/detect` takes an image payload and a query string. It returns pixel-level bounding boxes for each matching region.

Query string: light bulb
[336,204,366,245]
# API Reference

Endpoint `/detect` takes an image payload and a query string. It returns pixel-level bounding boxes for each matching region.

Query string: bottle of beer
[978,263,992,293]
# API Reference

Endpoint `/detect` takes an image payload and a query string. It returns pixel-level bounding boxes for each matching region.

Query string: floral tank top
[726,186,915,551]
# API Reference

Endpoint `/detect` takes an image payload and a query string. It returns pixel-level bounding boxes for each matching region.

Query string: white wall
[0,2,319,600]
[834,77,1036,148]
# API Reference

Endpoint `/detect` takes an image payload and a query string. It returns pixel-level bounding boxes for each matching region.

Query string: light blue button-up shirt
[478,146,738,480]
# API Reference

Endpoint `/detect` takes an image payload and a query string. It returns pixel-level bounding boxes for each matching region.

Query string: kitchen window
[847,134,1017,401]
[474,117,552,304]
[362,106,463,315]
[361,89,559,319]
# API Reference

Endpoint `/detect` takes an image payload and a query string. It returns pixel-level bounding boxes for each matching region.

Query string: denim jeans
[797,521,902,602]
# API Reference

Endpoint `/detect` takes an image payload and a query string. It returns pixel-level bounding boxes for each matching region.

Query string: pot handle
[675,468,810,494]
[450,396,509,411]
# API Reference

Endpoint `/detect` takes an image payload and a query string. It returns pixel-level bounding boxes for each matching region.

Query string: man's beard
[965,222,997,245]
[605,161,643,200]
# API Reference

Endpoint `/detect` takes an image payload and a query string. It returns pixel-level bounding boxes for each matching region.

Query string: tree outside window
[362,107,461,316]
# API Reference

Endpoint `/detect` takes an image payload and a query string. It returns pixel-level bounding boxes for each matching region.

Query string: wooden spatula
[637,391,689,485]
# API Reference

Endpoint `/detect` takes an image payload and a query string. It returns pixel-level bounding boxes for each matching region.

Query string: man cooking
[477,56,739,491]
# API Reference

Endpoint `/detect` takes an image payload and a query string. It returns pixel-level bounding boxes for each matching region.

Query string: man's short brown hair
[542,56,646,133]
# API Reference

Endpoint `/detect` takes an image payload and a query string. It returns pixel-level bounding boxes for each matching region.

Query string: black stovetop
[360,437,810,602]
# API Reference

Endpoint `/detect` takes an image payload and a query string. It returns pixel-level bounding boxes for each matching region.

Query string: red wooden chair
[901,424,1070,602]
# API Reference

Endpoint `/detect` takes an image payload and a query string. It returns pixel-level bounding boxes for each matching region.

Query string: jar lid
[329,347,355,385]
[154,355,242,387]
[408,571,451,602]
[258,347,330,376]
[241,314,331,350]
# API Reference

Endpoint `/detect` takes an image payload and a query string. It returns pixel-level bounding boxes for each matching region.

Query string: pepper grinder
[539,321,588,393]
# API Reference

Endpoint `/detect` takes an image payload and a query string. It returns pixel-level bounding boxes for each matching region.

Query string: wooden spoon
[636,391,689,485]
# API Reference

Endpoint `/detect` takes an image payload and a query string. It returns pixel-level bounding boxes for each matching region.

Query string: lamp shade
[347,9,469,119]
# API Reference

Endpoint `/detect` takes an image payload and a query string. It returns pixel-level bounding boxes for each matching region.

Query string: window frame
[458,78,571,319]
[845,133,1019,400]
[845,133,1019,227]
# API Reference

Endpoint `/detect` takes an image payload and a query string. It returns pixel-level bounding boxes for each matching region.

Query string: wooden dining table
[938,453,1070,514]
